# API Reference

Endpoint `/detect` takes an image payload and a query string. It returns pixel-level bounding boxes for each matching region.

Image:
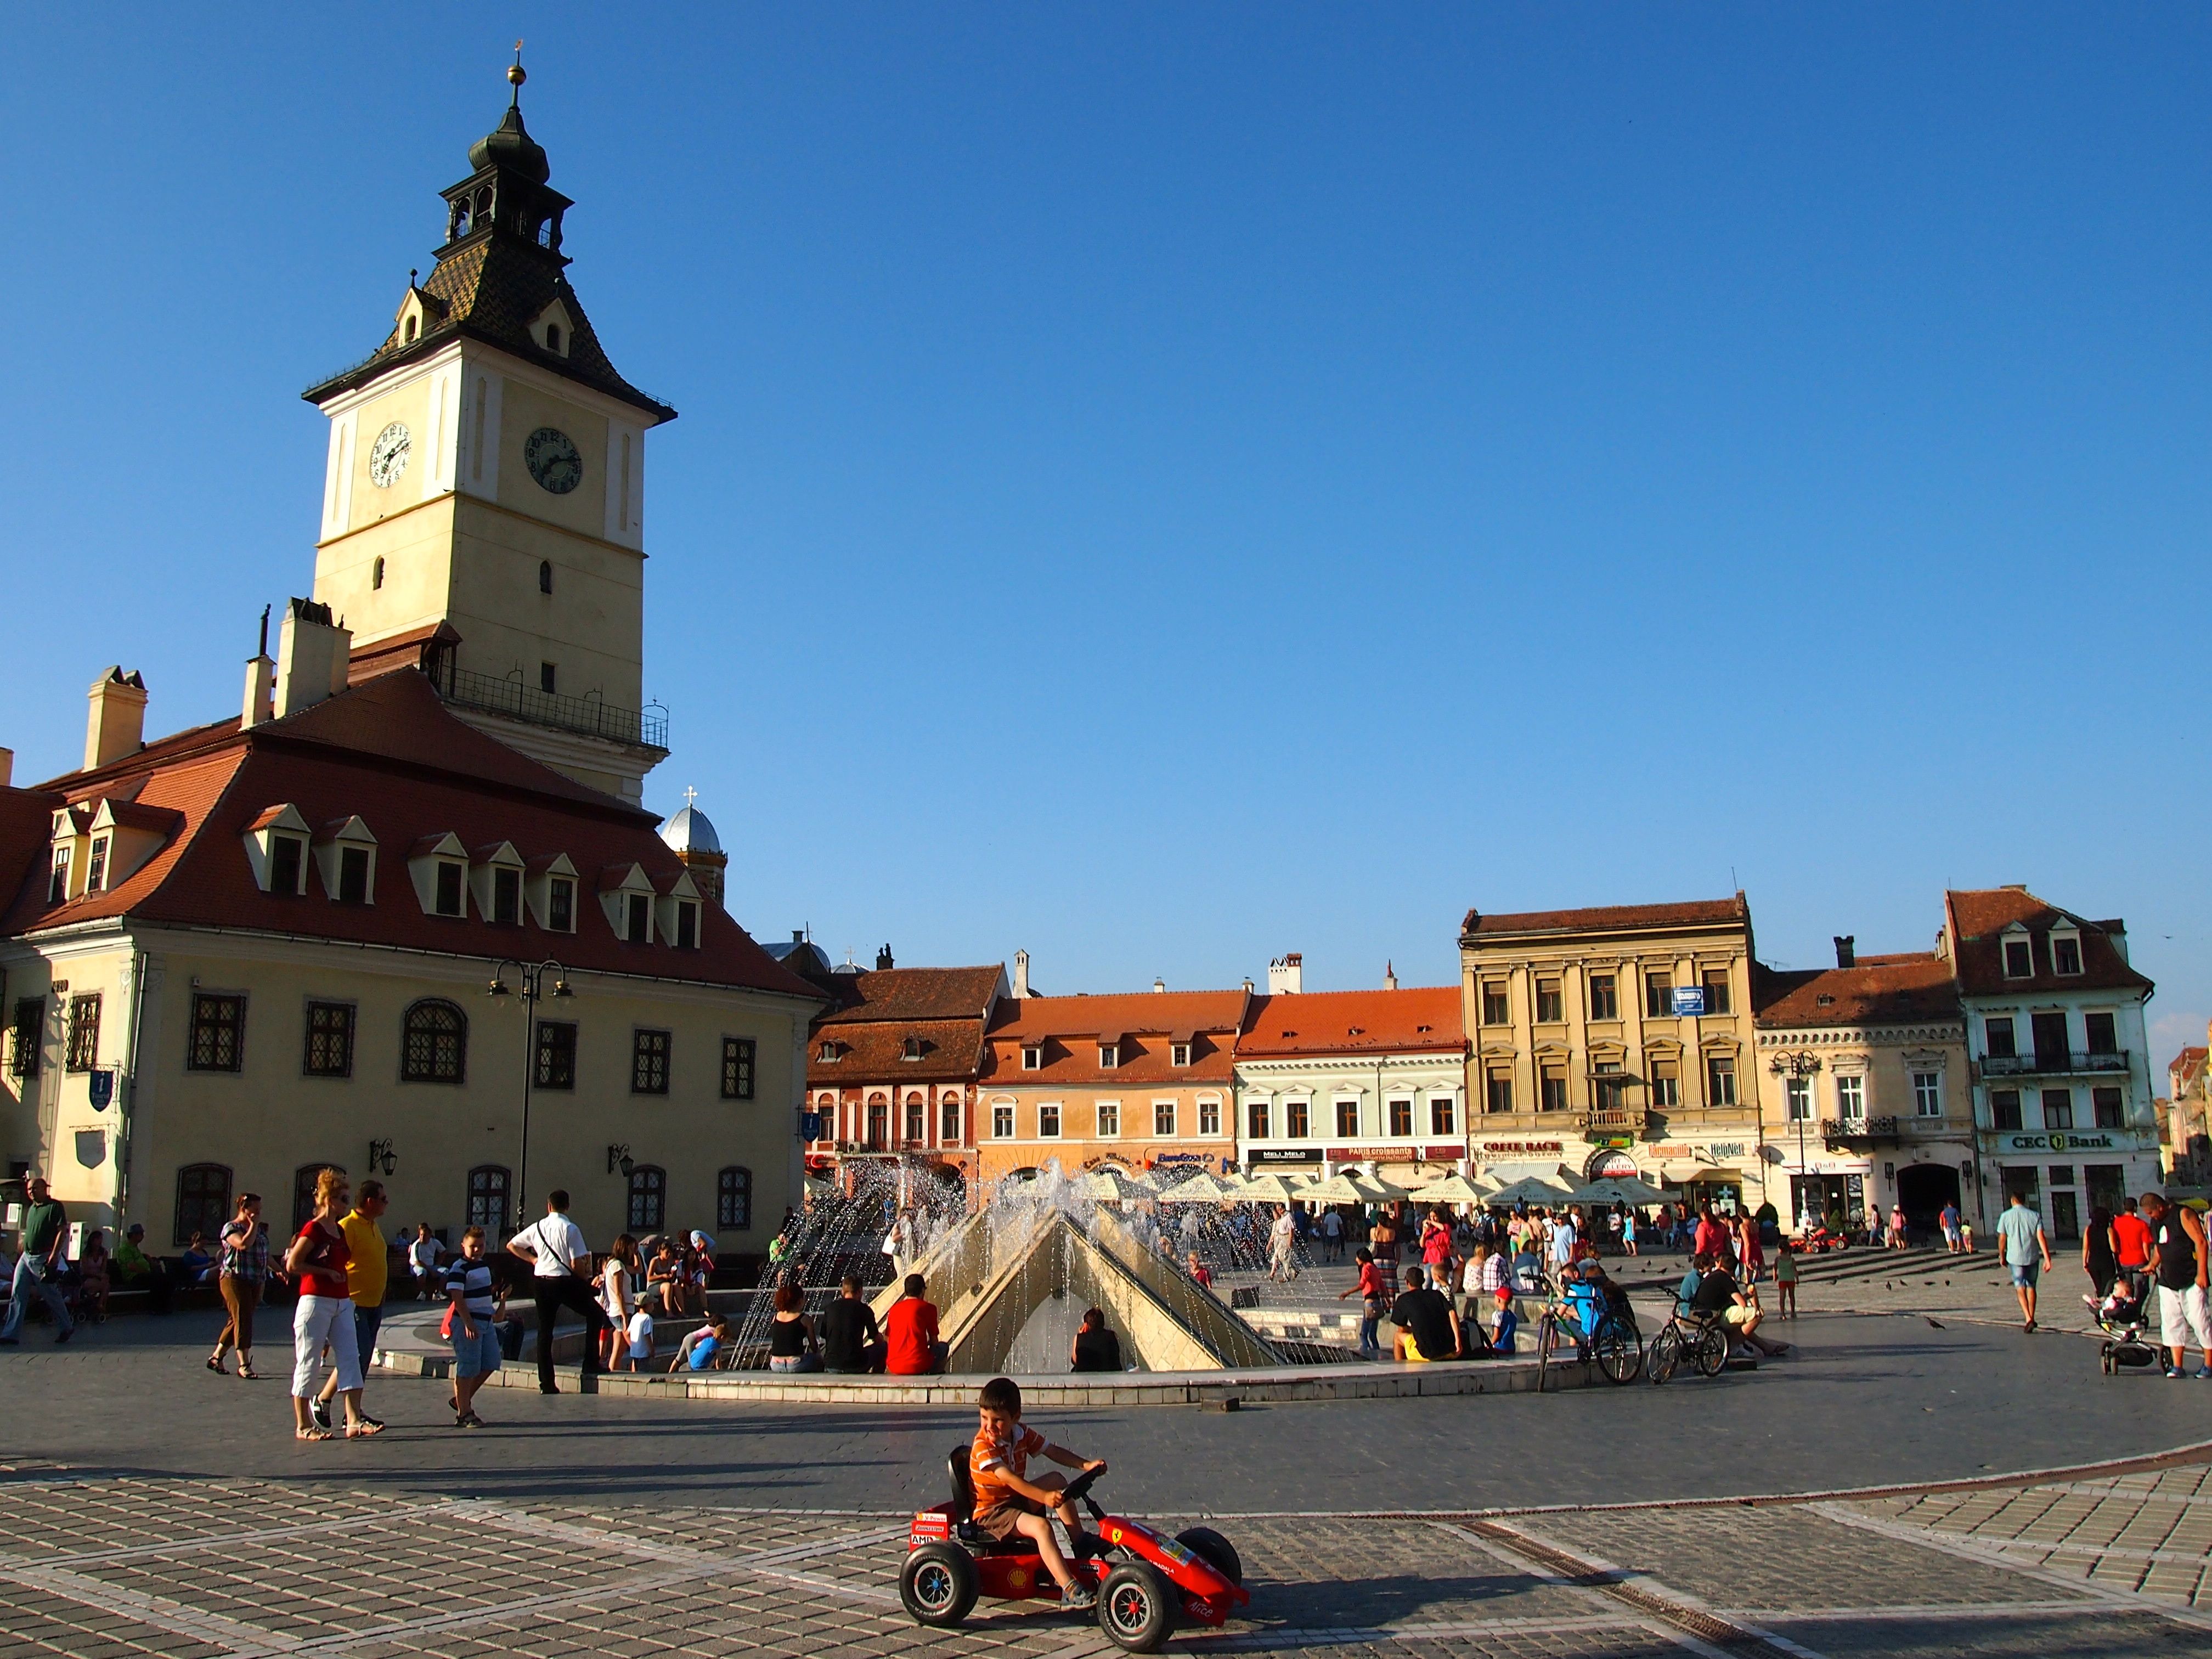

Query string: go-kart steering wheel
[1062,1464,1105,1506]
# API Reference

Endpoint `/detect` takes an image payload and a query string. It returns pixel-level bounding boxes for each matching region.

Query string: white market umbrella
[1485,1175,1575,1207]
[1408,1173,1488,1206]
[1301,1173,1378,1204]
[1157,1172,1236,1202]
[1236,1172,1314,1204]
[1084,1169,1156,1203]
[1560,1176,1668,1209]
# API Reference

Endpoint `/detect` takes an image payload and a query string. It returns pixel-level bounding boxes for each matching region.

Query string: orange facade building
[974,990,1249,1186]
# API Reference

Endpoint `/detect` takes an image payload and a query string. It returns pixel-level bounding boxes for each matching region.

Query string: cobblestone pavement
[11,1453,2212,1659]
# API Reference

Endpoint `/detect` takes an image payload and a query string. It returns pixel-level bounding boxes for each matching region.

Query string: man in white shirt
[505,1190,613,1393]
[1549,1214,1578,1282]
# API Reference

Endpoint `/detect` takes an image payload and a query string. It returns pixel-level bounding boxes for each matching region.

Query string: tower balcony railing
[442,666,668,749]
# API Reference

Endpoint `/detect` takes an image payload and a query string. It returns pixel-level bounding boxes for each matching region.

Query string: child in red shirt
[1338,1247,1387,1358]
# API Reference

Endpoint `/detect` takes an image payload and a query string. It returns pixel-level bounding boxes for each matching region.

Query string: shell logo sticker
[1008,1567,1029,1590]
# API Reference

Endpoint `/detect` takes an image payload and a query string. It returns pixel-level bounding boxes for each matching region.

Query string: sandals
[454,1410,485,1429]
[295,1426,334,1442]
[345,1419,386,1438]
[237,1363,258,1380]
[206,1355,226,1374]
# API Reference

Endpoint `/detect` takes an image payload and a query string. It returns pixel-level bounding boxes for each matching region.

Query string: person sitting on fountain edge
[970,1375,1107,1610]
[1070,1307,1121,1373]
[820,1274,886,1374]
[1390,1265,1462,1363]
[884,1273,946,1375]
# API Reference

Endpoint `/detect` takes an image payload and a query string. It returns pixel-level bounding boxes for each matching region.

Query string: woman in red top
[285,1169,375,1440]
[1338,1247,1388,1359]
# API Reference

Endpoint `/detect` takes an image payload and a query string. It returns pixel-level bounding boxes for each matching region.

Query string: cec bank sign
[2002,1131,2120,1153]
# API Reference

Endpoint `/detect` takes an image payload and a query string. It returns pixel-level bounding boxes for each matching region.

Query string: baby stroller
[2086,1276,2159,1375]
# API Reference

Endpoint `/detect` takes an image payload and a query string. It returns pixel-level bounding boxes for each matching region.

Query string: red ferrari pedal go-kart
[900,1447,1249,1652]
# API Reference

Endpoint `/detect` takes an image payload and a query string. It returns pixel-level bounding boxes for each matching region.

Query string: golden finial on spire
[508,40,526,101]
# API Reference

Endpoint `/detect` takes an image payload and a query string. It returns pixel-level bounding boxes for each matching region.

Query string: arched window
[627,1164,666,1232]
[467,1165,511,1237]
[371,556,385,591]
[544,323,562,353]
[717,1166,752,1231]
[905,1094,926,1144]
[400,999,467,1084]
[403,315,418,343]
[866,1098,888,1149]
[538,560,553,595]
[173,1163,232,1246]
[292,1162,344,1231]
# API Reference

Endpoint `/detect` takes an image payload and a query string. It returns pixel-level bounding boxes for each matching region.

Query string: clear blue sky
[4,8,2207,1056]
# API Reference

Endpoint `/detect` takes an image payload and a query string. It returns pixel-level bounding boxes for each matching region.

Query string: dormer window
[1022,1044,1043,1071]
[372,557,385,591]
[404,315,418,344]
[626,893,650,943]
[1171,1042,1192,1067]
[539,560,553,595]
[492,868,521,926]
[544,324,561,353]
[85,836,110,894]
[328,846,364,903]
[435,861,465,917]
[48,848,69,904]
[674,901,699,949]
[2003,937,2033,978]
[819,1040,840,1063]
[1099,1043,1119,1069]
[270,835,306,897]
[2052,932,2083,975]
[548,877,574,932]
[902,1036,924,1062]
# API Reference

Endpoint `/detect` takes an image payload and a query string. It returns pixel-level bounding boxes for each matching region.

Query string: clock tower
[302,59,676,803]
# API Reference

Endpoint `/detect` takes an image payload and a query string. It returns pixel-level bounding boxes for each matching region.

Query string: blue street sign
[1671,986,1707,1018]
[88,1070,114,1110]
[799,1112,823,1141]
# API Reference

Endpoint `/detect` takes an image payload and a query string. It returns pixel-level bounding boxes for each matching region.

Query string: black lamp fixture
[1769,1049,1824,1223]
[487,957,574,1221]
[606,1143,634,1178]
[368,1138,397,1177]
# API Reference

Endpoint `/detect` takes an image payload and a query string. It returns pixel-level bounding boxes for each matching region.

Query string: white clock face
[369,421,411,489]
[526,427,584,494]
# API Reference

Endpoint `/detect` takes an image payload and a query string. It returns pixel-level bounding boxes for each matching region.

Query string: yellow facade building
[1459,896,1770,1212]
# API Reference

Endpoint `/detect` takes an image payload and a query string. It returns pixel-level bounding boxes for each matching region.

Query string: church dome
[661,803,721,856]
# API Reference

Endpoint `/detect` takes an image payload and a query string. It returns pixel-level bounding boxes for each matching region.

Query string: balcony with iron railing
[1978,1051,2130,1080]
[442,665,668,750]
[1579,1108,1646,1137]
[1820,1115,1901,1145]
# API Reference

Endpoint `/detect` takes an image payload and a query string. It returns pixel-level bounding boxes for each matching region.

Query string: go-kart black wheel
[1175,1526,1243,1587]
[1099,1561,1176,1652]
[900,1543,977,1627]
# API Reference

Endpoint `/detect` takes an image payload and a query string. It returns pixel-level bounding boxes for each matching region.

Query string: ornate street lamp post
[1769,1049,1823,1231]
[488,958,572,1231]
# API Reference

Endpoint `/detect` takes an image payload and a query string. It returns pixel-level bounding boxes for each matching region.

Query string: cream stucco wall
[4,924,809,1254]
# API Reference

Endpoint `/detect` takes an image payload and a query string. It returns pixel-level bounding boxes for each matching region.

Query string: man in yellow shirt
[312,1178,390,1433]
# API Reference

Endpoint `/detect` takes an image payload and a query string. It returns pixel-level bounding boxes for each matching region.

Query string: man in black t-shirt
[1690,1261,1786,1356]
[1390,1265,1461,1362]
[819,1275,885,1373]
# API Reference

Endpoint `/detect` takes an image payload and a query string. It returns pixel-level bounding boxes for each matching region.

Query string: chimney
[241,605,275,727]
[1268,952,1303,995]
[0,747,12,788]
[1242,977,1255,994]
[274,598,352,719]
[875,943,894,971]
[1013,949,1030,998]
[1383,960,1398,991]
[1833,935,1856,969]
[1153,977,1166,994]
[83,667,149,771]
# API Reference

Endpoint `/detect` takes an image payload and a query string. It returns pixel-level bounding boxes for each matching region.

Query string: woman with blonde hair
[286,1168,377,1439]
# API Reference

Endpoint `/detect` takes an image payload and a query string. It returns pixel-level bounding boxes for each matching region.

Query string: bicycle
[1535,1301,1643,1390]
[1645,1306,1728,1384]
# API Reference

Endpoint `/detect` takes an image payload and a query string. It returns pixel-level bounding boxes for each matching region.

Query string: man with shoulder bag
[505,1191,613,1394]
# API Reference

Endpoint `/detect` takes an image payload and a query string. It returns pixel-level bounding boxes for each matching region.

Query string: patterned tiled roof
[1463,895,1750,940]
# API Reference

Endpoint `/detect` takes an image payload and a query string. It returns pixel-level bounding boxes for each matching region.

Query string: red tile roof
[1942,888,2153,1000]
[1234,988,1465,1057]
[1753,953,1962,1029]
[983,990,1249,1085]
[1462,894,1750,940]
[817,966,1006,1026]
[3,672,819,1001]
[808,1018,989,1085]
[2171,1047,2208,1086]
